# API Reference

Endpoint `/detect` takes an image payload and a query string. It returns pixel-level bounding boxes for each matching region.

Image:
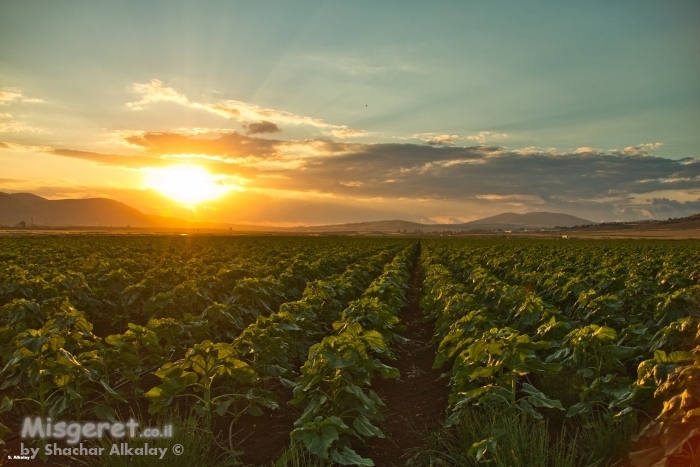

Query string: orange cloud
[0,141,52,152]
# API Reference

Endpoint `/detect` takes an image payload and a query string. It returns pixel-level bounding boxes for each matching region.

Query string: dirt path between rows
[358,248,450,467]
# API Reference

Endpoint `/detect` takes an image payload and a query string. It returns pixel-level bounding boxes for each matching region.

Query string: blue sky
[1,1,699,224]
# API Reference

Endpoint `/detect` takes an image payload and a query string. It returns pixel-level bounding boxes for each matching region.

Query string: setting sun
[144,164,231,204]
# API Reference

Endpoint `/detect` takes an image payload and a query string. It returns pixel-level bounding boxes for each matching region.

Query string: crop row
[0,237,395,333]
[287,243,416,466]
[421,239,700,465]
[0,237,412,455]
[143,245,403,436]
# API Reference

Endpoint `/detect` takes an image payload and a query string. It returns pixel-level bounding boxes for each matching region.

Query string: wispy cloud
[126,79,366,137]
[612,142,664,157]
[301,54,421,76]
[0,88,44,104]
[205,100,330,127]
[412,133,459,146]
[0,88,45,133]
[0,141,53,152]
[465,131,508,144]
[0,121,44,133]
[125,80,189,109]
[408,131,507,146]
[512,146,560,156]
[330,128,368,138]
[574,147,603,154]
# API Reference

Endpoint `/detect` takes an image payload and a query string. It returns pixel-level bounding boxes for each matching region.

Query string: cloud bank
[3,129,698,222]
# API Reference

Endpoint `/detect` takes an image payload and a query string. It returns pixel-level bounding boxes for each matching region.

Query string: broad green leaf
[93,403,117,422]
[214,398,233,416]
[144,387,164,400]
[470,366,496,379]
[352,416,384,438]
[518,399,544,419]
[323,349,354,369]
[522,383,564,410]
[593,326,617,341]
[331,446,375,466]
[566,401,591,417]
[0,397,12,413]
[467,432,502,461]
[524,359,562,373]
[668,351,699,363]
[300,423,338,459]
[606,345,637,360]
[363,330,387,351]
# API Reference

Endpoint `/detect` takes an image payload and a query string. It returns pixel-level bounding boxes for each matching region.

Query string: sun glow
[144,164,232,204]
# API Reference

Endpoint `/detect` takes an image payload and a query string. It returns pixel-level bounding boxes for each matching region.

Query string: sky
[1,1,699,225]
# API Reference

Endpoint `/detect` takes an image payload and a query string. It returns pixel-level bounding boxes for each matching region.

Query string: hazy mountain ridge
[13,192,700,233]
[453,212,595,230]
[0,192,181,228]
[291,213,594,232]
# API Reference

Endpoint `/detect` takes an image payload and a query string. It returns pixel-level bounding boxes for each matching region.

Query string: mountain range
[0,192,595,231]
[0,192,187,228]
[293,212,595,232]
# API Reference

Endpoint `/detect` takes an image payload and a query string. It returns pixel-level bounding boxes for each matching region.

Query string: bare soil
[233,389,297,466]
[356,252,450,467]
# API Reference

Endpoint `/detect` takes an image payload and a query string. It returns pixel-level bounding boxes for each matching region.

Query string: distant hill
[0,192,186,228]
[651,213,700,230]
[289,213,594,232]
[0,192,594,231]
[294,220,428,232]
[295,213,592,233]
[570,212,700,232]
[0,192,288,230]
[453,212,594,230]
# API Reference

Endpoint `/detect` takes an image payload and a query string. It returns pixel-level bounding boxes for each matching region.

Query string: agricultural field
[0,236,698,467]
[416,239,700,467]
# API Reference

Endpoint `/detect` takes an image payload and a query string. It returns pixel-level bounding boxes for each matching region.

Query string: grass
[72,413,242,467]
[274,444,317,467]
[405,404,636,467]
[576,412,638,467]
[405,406,576,467]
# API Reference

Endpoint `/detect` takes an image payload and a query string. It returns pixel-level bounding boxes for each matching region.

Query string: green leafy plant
[629,361,700,467]
[146,340,275,439]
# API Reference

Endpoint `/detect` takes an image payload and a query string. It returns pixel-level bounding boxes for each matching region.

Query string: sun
[144,164,231,204]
